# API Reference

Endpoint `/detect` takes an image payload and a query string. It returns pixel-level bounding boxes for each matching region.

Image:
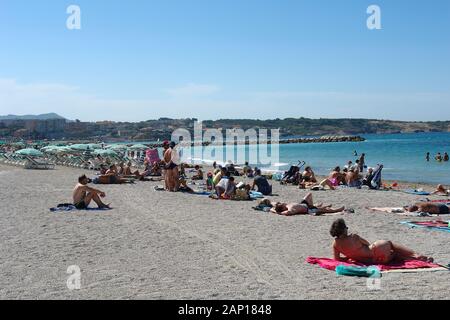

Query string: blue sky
[0,0,449,121]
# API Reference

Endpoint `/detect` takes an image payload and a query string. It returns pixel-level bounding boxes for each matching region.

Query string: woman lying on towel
[270,193,345,216]
[330,219,433,264]
[432,184,450,196]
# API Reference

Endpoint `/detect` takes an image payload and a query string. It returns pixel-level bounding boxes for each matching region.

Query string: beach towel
[252,204,272,212]
[249,191,264,199]
[367,207,432,217]
[185,190,211,196]
[401,220,450,233]
[306,257,444,273]
[403,189,431,196]
[50,204,112,212]
[145,149,161,165]
[419,199,450,204]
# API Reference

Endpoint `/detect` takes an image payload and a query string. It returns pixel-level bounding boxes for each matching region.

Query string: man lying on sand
[73,174,110,209]
[405,202,450,215]
[269,193,345,216]
[330,218,433,264]
[96,164,134,184]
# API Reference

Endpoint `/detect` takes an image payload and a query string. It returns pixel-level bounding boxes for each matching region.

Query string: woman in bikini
[330,219,433,264]
[319,167,342,190]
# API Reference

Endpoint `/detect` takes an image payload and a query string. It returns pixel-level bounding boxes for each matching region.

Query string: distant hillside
[0,113,66,121]
[1,116,450,140]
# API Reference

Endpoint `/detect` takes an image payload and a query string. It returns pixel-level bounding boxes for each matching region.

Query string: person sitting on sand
[433,184,450,196]
[106,164,118,175]
[251,169,273,196]
[270,193,345,216]
[405,202,450,215]
[242,162,251,176]
[299,166,317,189]
[319,167,342,190]
[99,164,108,175]
[344,161,353,170]
[73,174,110,209]
[225,161,239,176]
[178,176,194,193]
[214,172,231,197]
[97,164,133,184]
[117,162,125,175]
[330,218,433,264]
[213,167,227,186]
[191,165,204,180]
[362,167,374,187]
[345,168,362,188]
[151,161,163,176]
[224,176,236,197]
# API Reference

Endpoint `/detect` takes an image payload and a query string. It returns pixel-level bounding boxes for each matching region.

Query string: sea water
[185,132,450,185]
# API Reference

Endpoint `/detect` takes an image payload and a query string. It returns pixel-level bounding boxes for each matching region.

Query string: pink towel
[306,257,440,271]
[146,149,161,165]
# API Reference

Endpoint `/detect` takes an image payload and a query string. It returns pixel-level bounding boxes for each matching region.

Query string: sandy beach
[0,163,449,300]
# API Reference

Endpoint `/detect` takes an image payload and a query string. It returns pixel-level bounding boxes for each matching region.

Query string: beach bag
[232,189,250,201]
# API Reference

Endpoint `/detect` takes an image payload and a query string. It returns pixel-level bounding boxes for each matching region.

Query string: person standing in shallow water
[358,153,365,173]
[426,152,430,162]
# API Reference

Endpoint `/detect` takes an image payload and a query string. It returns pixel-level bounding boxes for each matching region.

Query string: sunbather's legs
[391,242,434,263]
[320,179,336,190]
[316,206,345,214]
[172,167,180,191]
[164,169,170,191]
[85,192,108,208]
[302,193,314,207]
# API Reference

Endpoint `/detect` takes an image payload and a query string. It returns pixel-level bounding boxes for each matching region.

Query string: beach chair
[370,165,384,190]
[146,149,161,165]
[24,156,55,170]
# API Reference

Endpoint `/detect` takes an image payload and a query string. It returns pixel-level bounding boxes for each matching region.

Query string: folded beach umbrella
[128,144,149,150]
[70,143,101,151]
[93,149,118,157]
[15,148,44,157]
[12,141,26,147]
[106,144,128,151]
[42,146,72,154]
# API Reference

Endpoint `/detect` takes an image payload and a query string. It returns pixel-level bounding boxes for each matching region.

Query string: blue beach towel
[50,204,112,212]
[401,221,450,233]
[249,191,264,199]
[403,189,431,196]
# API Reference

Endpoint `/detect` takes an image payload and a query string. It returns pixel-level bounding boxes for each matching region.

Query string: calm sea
[184,132,450,185]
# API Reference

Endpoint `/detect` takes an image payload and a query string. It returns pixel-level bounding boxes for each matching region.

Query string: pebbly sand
[0,164,449,300]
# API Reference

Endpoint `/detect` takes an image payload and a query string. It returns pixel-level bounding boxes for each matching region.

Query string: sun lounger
[24,156,55,170]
